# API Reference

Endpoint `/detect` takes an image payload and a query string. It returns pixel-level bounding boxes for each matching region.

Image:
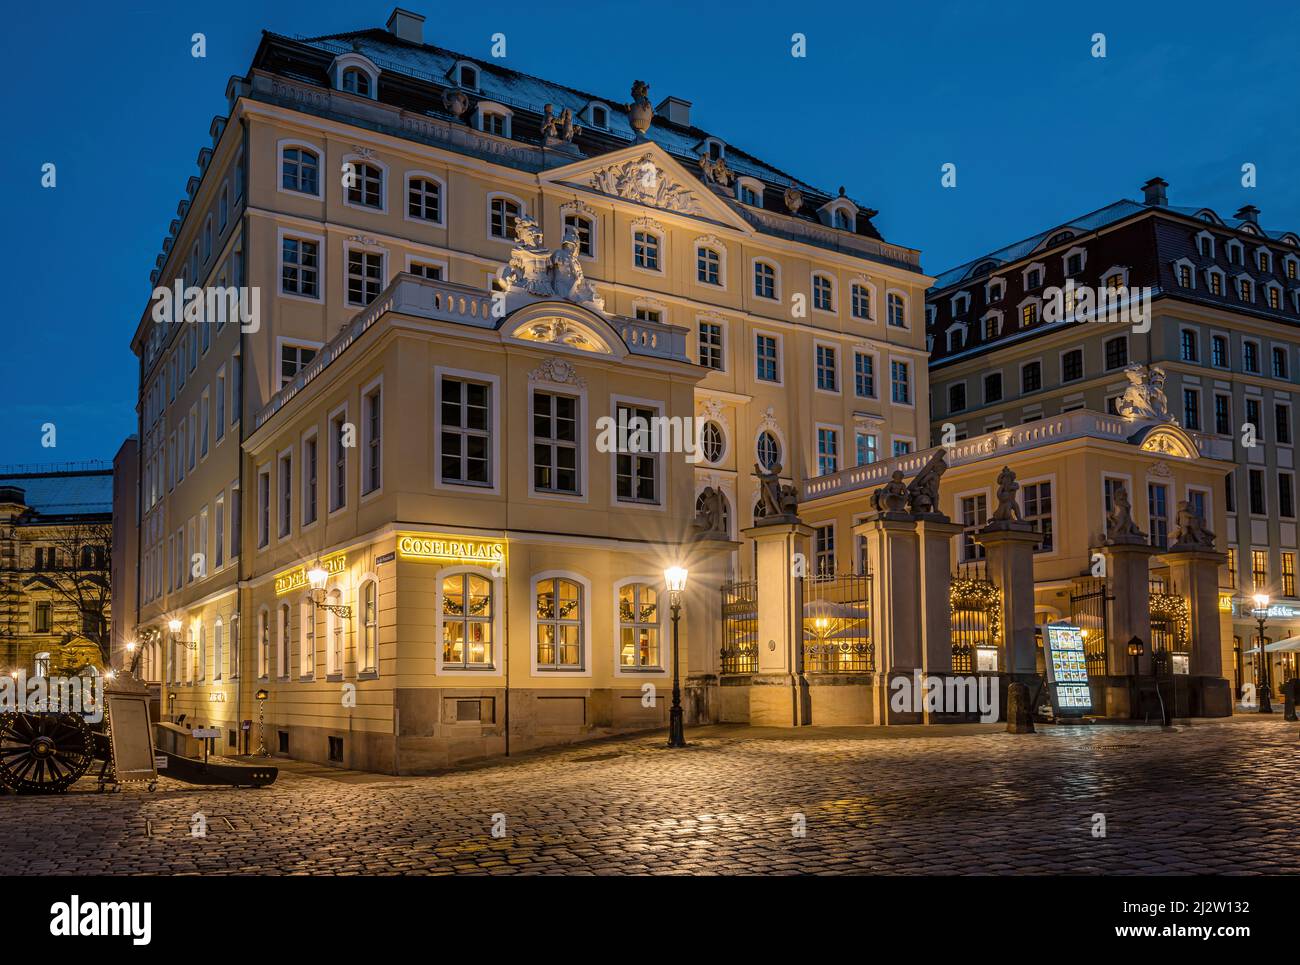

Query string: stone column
[1162,545,1232,717]
[857,512,920,723]
[916,517,965,677]
[1098,541,1161,675]
[975,521,1042,678]
[742,521,811,726]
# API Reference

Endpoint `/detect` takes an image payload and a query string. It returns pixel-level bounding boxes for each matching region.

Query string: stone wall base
[1089,674,1233,721]
[806,673,877,724]
[718,675,752,722]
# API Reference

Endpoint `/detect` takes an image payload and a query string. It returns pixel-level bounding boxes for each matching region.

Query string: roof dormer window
[474,101,513,139]
[330,53,380,101]
[458,63,479,90]
[587,103,609,129]
[736,176,763,207]
[342,68,370,97]
[1226,239,1244,265]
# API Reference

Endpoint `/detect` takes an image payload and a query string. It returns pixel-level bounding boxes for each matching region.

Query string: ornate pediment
[590,153,700,214]
[1137,425,1199,459]
[511,316,608,354]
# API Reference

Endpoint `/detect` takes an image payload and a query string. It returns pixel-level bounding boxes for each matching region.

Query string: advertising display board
[1042,623,1093,717]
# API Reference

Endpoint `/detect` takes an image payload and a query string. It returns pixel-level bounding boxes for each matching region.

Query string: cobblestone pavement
[2,716,1296,875]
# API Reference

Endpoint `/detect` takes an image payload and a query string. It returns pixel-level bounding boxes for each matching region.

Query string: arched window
[326,589,344,676]
[346,162,383,209]
[813,274,835,312]
[341,67,371,96]
[282,147,319,194]
[407,177,442,223]
[833,208,852,230]
[299,599,315,677]
[258,609,270,678]
[887,292,907,328]
[535,577,584,670]
[196,623,206,682]
[754,261,777,299]
[700,421,725,463]
[278,603,290,679]
[618,582,661,670]
[229,614,239,678]
[697,246,721,285]
[213,619,224,681]
[360,580,378,674]
[489,196,521,239]
[757,430,781,470]
[458,64,478,89]
[633,230,661,271]
[442,572,493,670]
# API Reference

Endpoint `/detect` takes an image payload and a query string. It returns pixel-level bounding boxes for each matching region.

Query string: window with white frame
[618,582,661,670]
[256,466,270,548]
[698,320,724,370]
[341,67,371,97]
[855,430,878,465]
[851,283,872,320]
[533,391,580,494]
[359,580,378,674]
[302,434,318,526]
[854,352,875,398]
[813,274,835,312]
[615,402,659,503]
[887,292,906,327]
[278,603,290,679]
[299,599,315,677]
[213,620,224,681]
[363,383,382,495]
[280,342,318,389]
[277,450,292,538]
[489,197,520,239]
[813,525,835,576]
[480,110,509,137]
[258,609,270,679]
[754,261,777,299]
[326,589,344,676]
[535,577,584,670]
[407,177,442,223]
[441,376,491,486]
[282,147,319,194]
[960,494,987,561]
[1022,480,1053,552]
[816,427,839,476]
[890,359,911,404]
[346,249,383,306]
[329,411,348,511]
[564,214,594,256]
[633,230,661,271]
[345,162,383,208]
[408,260,443,280]
[443,571,494,669]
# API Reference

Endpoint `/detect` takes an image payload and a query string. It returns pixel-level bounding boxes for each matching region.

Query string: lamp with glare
[307,559,329,591]
[664,566,688,596]
[167,618,182,634]
[663,565,688,748]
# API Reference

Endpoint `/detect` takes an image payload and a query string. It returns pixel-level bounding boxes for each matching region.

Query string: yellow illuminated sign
[275,553,346,596]
[1218,594,1233,612]
[397,535,505,564]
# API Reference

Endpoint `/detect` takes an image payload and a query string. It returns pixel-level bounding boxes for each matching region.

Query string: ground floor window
[442,572,493,669]
[618,582,660,670]
[536,576,584,670]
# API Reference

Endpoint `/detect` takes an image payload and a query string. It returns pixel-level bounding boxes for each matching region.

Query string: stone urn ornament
[783,186,803,214]
[627,80,653,140]
[443,87,470,120]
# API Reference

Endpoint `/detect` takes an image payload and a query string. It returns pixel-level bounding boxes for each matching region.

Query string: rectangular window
[257,469,270,548]
[1243,341,1259,373]
[615,404,659,503]
[441,377,492,486]
[960,494,987,561]
[278,452,292,538]
[855,432,877,466]
[755,335,779,382]
[1227,548,1237,588]
[815,344,838,392]
[984,372,1003,403]
[1180,329,1199,362]
[854,353,875,398]
[1061,349,1083,383]
[813,525,835,577]
[533,391,580,495]
[1280,472,1295,519]
[1183,388,1201,431]
[280,343,317,390]
[1249,468,1265,516]
[1021,361,1042,393]
[698,322,724,370]
[1276,403,1292,445]
[564,215,593,257]
[303,436,318,525]
[280,237,319,297]
[1148,483,1169,550]
[409,261,443,281]
[1214,394,1232,435]
[1284,552,1296,597]
[346,162,383,208]
[890,360,911,405]
[1252,550,1268,592]
[1104,336,1128,370]
[1022,481,1053,553]
[346,249,383,306]
[200,390,210,458]
[214,496,225,569]
[851,284,871,320]
[363,386,382,495]
[1211,335,1228,368]
[633,231,660,271]
[754,263,776,299]
[696,246,720,285]
[330,413,347,512]
[1246,398,1262,440]
[816,427,839,476]
[34,601,53,633]
[230,483,240,560]
[892,440,912,458]
[215,372,226,442]
[949,383,966,412]
[1274,347,1289,379]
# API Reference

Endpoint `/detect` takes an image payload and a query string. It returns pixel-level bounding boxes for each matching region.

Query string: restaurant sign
[275,553,346,596]
[398,534,505,565]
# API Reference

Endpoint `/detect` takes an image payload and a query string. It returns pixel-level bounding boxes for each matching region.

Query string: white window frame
[753,328,784,385]
[527,381,588,502]
[486,192,526,241]
[885,289,909,329]
[434,367,501,494]
[529,570,593,678]
[434,565,504,676]
[609,394,666,511]
[475,101,514,138]
[342,240,388,308]
[850,278,877,322]
[694,237,727,289]
[341,153,388,214]
[811,272,837,315]
[403,170,447,228]
[275,138,324,200]
[813,339,841,395]
[360,374,384,499]
[630,223,665,275]
[752,258,780,301]
[612,576,668,677]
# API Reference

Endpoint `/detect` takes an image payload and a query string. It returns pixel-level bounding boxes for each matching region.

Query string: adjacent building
[126,8,930,769]
[925,179,1300,693]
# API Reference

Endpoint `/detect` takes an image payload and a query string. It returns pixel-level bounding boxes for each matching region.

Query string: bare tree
[42,520,112,664]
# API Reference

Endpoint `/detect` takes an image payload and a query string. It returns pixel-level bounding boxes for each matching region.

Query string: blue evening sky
[4,0,1298,467]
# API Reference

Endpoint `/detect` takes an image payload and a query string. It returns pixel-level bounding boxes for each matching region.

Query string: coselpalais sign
[397,534,506,565]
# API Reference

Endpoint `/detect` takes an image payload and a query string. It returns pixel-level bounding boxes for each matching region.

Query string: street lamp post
[255,688,269,756]
[1252,593,1274,714]
[664,566,688,748]
[1127,637,1144,719]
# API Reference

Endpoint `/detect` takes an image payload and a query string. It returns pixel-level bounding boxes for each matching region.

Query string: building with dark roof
[926,178,1300,696]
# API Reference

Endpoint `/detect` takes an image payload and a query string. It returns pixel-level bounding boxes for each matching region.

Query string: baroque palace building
[924,178,1300,696]
[125,8,931,769]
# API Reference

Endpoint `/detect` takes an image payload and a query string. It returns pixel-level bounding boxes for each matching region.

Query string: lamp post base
[668,704,686,747]
[1258,684,1274,714]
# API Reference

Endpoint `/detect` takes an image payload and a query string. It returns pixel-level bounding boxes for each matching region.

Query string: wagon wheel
[0,713,93,793]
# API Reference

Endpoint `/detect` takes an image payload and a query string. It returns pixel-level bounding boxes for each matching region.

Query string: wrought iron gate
[1069,577,1111,676]
[950,575,1001,673]
[801,573,873,673]
[720,580,758,674]
[1149,586,1189,676]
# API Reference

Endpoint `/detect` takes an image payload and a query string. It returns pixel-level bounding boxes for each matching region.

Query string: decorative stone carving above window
[590,154,699,213]
[528,357,588,388]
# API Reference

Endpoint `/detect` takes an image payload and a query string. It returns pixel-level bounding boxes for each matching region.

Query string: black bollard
[1007,682,1035,733]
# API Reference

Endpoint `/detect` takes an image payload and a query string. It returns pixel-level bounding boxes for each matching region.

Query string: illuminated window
[299,599,315,677]
[618,583,661,670]
[1022,481,1053,552]
[442,572,493,670]
[1252,550,1268,592]
[360,581,378,674]
[536,577,584,670]
[960,494,987,561]
[813,525,835,576]
[1283,553,1296,597]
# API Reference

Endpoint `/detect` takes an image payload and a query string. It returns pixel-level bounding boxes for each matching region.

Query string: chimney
[655,96,691,127]
[1141,177,1168,207]
[386,7,425,44]
[1235,204,1260,225]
